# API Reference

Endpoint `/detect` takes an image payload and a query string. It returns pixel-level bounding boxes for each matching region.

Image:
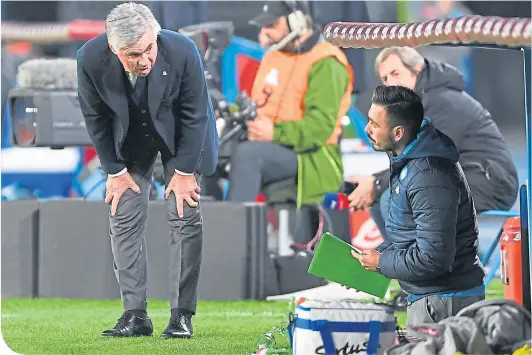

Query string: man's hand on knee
[105,172,141,216]
[165,173,201,218]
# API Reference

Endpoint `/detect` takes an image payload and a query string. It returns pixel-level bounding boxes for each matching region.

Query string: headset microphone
[267,0,311,52]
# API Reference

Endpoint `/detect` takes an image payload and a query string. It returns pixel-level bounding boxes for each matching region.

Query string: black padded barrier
[37,200,120,299]
[34,199,270,301]
[1,201,40,298]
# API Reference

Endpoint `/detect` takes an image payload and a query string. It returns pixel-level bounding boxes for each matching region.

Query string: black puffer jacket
[374,59,519,212]
[377,118,485,296]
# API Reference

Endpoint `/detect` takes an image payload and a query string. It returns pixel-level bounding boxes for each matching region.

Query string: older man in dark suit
[76,2,218,339]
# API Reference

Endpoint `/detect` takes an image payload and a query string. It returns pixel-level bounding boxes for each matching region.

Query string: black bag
[321,209,352,244]
[272,250,328,295]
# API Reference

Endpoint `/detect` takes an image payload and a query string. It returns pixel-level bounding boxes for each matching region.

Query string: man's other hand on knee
[165,173,201,218]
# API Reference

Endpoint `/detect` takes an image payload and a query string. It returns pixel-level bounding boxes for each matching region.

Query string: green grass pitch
[1,280,504,355]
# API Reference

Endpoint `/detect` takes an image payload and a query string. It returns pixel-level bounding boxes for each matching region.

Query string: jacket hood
[391,117,459,166]
[415,59,466,93]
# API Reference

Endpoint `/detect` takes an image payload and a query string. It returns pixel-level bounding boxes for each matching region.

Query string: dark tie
[133,76,146,106]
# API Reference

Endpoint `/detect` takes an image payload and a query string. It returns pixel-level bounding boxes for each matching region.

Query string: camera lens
[11,96,37,146]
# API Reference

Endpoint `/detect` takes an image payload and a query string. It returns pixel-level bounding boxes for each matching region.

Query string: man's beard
[387,130,398,153]
[369,138,383,152]
[369,134,394,152]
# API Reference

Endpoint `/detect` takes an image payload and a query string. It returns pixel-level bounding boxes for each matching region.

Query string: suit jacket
[77,29,218,175]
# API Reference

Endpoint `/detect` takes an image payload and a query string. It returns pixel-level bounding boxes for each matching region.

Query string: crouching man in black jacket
[352,86,485,334]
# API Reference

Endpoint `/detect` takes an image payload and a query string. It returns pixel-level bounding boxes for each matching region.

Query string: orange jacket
[251,41,354,145]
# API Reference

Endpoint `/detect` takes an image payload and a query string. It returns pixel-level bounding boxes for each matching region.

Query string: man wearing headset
[225,1,353,236]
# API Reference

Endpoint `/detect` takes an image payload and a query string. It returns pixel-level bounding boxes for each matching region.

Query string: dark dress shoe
[161,314,193,339]
[101,311,153,337]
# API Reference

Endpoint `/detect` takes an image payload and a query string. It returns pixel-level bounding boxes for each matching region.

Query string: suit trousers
[109,148,203,314]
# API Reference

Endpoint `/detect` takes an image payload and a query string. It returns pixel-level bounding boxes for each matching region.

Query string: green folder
[307,232,391,298]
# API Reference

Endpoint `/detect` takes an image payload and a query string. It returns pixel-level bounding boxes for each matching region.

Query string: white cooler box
[290,299,397,355]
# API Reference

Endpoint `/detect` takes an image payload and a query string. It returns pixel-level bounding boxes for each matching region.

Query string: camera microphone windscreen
[16,58,77,90]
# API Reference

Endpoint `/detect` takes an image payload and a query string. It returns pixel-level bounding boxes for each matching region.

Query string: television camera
[7,58,92,148]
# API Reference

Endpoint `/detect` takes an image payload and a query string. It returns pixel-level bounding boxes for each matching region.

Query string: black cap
[249,1,296,27]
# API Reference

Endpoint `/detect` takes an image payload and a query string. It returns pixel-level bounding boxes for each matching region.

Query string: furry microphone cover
[16,58,78,90]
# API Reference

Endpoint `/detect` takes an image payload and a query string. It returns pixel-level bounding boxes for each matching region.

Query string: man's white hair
[375,46,425,74]
[105,2,161,51]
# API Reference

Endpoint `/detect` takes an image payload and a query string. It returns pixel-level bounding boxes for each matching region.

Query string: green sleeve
[272,56,350,153]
